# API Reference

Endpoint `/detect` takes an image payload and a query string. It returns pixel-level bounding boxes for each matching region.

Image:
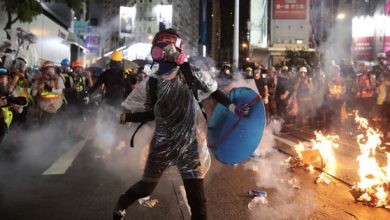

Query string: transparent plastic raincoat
[122,64,217,180]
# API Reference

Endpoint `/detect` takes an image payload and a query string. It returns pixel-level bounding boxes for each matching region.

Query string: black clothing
[87,68,124,106]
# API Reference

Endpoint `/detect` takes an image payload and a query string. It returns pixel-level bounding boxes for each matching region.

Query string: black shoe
[113,209,125,220]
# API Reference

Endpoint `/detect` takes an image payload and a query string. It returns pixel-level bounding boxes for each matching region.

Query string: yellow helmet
[281,66,288,71]
[111,51,123,62]
[245,67,252,72]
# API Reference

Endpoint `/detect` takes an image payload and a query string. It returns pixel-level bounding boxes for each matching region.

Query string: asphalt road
[0,116,389,220]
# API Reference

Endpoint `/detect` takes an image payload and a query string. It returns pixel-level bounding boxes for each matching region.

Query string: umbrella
[92,57,139,71]
[123,59,139,70]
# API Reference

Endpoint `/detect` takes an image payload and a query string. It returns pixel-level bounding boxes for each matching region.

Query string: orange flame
[353,114,389,208]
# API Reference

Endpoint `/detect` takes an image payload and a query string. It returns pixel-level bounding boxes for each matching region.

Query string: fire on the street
[352,115,390,209]
[287,114,390,209]
[289,131,339,174]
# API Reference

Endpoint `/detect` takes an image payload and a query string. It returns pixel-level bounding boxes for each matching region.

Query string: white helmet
[378,52,386,59]
[299,66,308,73]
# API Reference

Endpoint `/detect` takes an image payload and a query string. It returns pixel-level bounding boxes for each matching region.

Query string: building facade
[249,0,314,66]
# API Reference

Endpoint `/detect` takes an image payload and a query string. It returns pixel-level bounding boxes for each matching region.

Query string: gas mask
[46,67,56,78]
[13,58,27,73]
[151,43,186,65]
[151,33,186,64]
[73,67,83,77]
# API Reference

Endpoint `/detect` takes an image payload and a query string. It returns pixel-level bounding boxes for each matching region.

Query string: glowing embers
[351,115,390,209]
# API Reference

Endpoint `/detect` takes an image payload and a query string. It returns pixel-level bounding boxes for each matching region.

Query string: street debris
[138,196,159,208]
[142,199,159,208]
[314,173,332,185]
[138,196,150,205]
[248,190,268,210]
[288,178,301,189]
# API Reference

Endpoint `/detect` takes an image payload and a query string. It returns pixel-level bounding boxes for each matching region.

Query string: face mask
[13,59,27,72]
[46,68,55,77]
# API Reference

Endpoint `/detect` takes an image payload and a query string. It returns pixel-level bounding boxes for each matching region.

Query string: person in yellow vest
[371,53,390,131]
[9,56,32,128]
[0,67,27,144]
[325,65,346,130]
[63,60,93,107]
[31,61,65,124]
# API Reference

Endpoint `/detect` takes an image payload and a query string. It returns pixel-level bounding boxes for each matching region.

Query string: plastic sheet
[122,64,217,179]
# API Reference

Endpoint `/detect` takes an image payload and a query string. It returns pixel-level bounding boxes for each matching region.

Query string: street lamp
[242,42,248,48]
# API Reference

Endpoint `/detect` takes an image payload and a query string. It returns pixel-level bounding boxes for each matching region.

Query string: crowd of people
[1,26,390,219]
[229,52,390,141]
[0,50,147,145]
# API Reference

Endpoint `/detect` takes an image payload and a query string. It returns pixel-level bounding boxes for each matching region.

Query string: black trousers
[114,178,207,220]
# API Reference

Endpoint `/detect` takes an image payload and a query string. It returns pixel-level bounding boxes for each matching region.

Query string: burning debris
[287,132,339,173]
[351,115,390,209]
[286,131,339,184]
[314,173,332,185]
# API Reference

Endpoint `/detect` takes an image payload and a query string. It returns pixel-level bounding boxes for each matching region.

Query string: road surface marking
[42,139,87,175]
[179,185,191,215]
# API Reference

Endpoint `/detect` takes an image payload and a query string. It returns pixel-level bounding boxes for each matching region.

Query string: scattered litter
[288,178,301,190]
[142,199,159,208]
[314,173,332,185]
[248,190,267,198]
[247,190,268,209]
[248,195,268,209]
[286,157,304,169]
[138,196,150,205]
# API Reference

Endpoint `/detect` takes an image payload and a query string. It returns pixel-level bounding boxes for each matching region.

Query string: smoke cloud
[244,120,315,219]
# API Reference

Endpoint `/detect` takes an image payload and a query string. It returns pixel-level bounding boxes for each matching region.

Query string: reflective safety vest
[2,107,13,128]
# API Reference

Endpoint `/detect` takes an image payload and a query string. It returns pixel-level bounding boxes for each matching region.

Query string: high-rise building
[248,0,315,65]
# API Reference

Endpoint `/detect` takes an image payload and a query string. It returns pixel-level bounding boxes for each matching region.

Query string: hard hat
[377,52,386,59]
[111,51,123,62]
[61,58,71,66]
[71,60,83,68]
[299,66,308,73]
[41,61,55,69]
[281,66,288,71]
[268,66,276,72]
[245,67,252,72]
[0,67,9,76]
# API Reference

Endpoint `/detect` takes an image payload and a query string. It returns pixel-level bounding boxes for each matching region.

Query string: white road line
[42,139,87,175]
[179,185,191,215]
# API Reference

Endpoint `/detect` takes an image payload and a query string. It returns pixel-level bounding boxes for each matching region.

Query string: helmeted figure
[84,51,125,107]
[31,61,65,123]
[113,28,238,220]
[63,60,92,106]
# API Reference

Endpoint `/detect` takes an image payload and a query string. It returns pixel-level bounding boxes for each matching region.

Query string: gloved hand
[83,96,90,105]
[228,103,251,116]
[119,113,127,124]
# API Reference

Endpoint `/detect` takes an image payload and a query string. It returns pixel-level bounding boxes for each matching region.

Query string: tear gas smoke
[244,120,315,219]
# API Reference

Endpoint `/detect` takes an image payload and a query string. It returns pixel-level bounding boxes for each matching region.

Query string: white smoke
[243,120,315,219]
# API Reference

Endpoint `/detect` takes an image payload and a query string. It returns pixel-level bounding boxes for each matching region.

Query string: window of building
[149,0,152,2]
[147,27,151,33]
